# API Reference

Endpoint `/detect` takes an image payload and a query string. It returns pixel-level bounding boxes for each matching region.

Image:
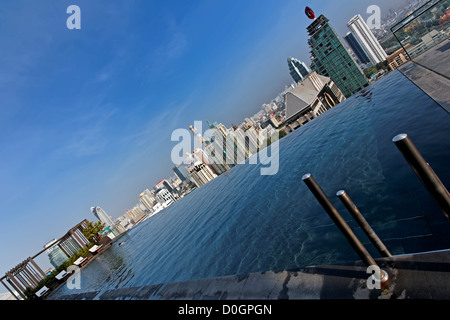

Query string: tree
[364,66,378,78]
[82,220,105,243]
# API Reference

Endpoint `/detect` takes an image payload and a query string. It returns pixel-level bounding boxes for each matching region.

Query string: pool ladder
[302,133,450,286]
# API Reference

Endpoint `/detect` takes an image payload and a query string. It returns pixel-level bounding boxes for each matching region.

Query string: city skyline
[0,0,408,289]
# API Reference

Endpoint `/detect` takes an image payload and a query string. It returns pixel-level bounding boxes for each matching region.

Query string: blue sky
[0,0,399,287]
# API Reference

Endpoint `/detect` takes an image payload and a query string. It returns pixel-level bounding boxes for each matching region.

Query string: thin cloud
[165,32,188,59]
[96,72,111,82]
[52,108,117,158]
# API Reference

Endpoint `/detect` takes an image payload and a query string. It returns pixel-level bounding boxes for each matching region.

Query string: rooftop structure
[1,220,90,300]
[284,71,345,132]
[387,44,412,70]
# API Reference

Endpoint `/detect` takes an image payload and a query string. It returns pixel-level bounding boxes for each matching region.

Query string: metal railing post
[302,173,377,268]
[302,173,389,286]
[393,133,450,221]
[336,190,392,258]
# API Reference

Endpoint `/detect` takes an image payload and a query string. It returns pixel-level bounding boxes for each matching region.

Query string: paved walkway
[398,39,450,114]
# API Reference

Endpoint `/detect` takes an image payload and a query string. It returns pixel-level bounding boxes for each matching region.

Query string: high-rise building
[173,163,190,182]
[188,161,217,188]
[192,148,212,166]
[194,121,232,174]
[344,32,371,65]
[221,130,247,165]
[139,189,157,211]
[155,188,176,206]
[127,204,147,224]
[91,206,115,228]
[287,57,310,83]
[307,14,368,98]
[44,220,91,268]
[155,179,174,194]
[347,14,387,66]
[233,126,260,158]
[45,239,69,268]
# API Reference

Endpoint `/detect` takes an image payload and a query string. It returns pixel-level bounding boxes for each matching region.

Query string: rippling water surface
[50,71,450,298]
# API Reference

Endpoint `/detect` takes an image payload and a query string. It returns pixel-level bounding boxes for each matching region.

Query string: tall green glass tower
[307,15,368,98]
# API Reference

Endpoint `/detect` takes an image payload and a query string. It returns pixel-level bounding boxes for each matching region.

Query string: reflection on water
[50,71,450,298]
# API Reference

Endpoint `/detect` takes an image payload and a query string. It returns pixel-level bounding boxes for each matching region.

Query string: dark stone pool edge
[47,249,450,300]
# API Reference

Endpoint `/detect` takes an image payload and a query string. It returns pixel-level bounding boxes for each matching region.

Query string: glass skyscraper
[45,239,69,268]
[44,220,91,268]
[307,15,368,98]
[91,206,115,228]
[344,32,371,65]
[287,57,310,83]
[173,163,190,182]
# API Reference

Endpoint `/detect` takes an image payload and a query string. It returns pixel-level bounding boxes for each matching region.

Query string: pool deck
[398,39,450,114]
[48,248,450,300]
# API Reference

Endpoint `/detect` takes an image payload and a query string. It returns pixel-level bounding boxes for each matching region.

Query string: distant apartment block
[344,32,371,65]
[127,204,147,225]
[140,189,157,212]
[188,161,217,188]
[155,188,176,206]
[91,206,115,228]
[387,44,412,70]
[173,163,190,182]
[347,14,387,66]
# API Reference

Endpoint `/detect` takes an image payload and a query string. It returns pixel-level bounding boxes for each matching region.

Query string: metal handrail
[393,133,450,221]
